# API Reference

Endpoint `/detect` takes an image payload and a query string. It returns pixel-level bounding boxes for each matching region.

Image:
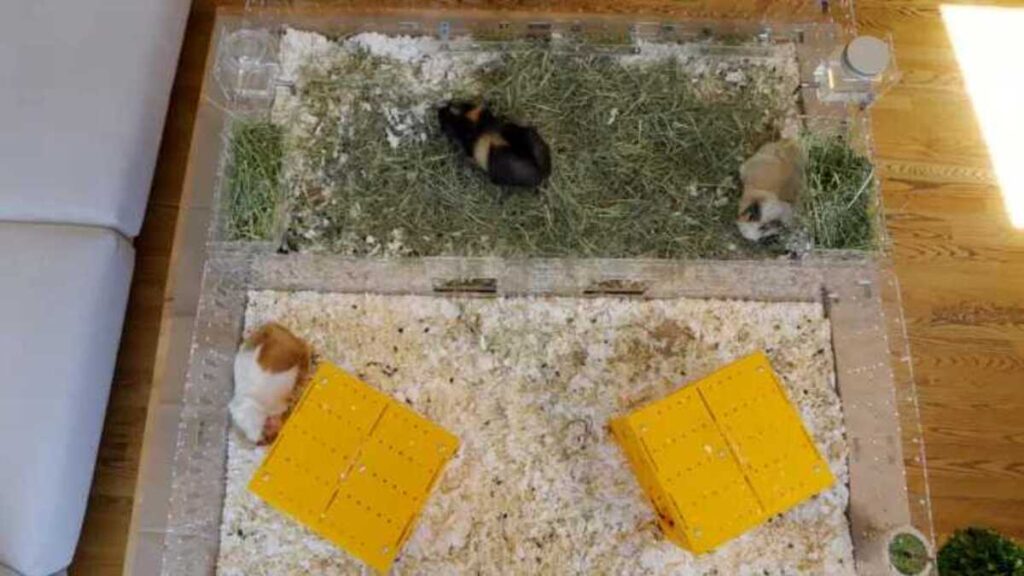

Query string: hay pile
[223,30,876,255]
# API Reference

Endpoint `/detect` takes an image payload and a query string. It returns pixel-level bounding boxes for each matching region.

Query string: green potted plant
[938,527,1024,575]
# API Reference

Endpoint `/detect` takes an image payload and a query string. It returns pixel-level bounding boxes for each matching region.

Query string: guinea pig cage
[124,4,932,576]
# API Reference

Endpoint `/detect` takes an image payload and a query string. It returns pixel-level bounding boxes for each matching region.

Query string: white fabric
[0,223,134,576]
[0,0,190,238]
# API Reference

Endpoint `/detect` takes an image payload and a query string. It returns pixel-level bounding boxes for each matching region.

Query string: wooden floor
[69,1,1024,573]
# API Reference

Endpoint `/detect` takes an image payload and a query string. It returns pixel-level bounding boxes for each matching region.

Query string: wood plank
[930,496,1024,545]
[89,406,149,499]
[72,494,135,571]
[925,452,1024,503]
[892,263,1024,306]
[864,0,1024,547]
[872,91,991,169]
[923,426,1024,449]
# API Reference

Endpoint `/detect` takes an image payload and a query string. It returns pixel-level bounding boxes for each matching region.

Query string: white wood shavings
[217,292,853,576]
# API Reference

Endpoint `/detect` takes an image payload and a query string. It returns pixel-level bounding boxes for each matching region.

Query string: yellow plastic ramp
[610,352,834,553]
[249,362,459,573]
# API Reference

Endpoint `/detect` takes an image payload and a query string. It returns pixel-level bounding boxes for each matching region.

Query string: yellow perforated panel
[610,352,834,553]
[249,362,459,573]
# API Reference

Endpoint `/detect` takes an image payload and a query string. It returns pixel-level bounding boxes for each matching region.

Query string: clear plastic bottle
[215,28,280,108]
[814,35,897,108]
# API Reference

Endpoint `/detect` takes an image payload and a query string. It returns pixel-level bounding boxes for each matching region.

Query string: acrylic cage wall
[159,254,934,575]
[209,8,894,260]
[139,8,933,576]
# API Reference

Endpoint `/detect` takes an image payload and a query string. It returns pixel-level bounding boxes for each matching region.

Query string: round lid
[843,36,890,78]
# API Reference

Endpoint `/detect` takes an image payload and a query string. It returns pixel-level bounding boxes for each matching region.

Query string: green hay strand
[285,47,787,258]
[802,132,877,251]
[241,39,879,257]
[224,120,284,241]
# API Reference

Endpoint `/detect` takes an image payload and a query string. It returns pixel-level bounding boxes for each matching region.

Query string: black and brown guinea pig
[438,101,552,188]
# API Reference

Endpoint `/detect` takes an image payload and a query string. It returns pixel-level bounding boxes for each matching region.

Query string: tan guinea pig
[737,138,806,242]
[229,322,311,445]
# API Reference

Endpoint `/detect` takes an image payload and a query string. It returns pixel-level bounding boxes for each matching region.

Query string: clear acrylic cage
[130,4,932,576]
[207,8,893,258]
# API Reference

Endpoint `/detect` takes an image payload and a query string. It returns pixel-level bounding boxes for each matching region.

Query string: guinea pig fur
[439,101,552,188]
[737,138,805,242]
[229,322,311,445]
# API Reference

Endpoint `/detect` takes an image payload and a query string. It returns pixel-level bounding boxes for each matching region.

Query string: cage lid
[844,36,891,78]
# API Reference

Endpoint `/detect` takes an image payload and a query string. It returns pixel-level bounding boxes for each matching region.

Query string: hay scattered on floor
[268,31,801,258]
[223,120,284,241]
[217,292,854,576]
[802,132,877,251]
[223,30,880,255]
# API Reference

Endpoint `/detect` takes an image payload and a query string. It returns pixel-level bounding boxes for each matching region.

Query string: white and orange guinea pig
[737,138,806,242]
[229,322,311,445]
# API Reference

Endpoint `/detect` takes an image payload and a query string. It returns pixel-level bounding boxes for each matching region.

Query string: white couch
[0,1,189,574]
